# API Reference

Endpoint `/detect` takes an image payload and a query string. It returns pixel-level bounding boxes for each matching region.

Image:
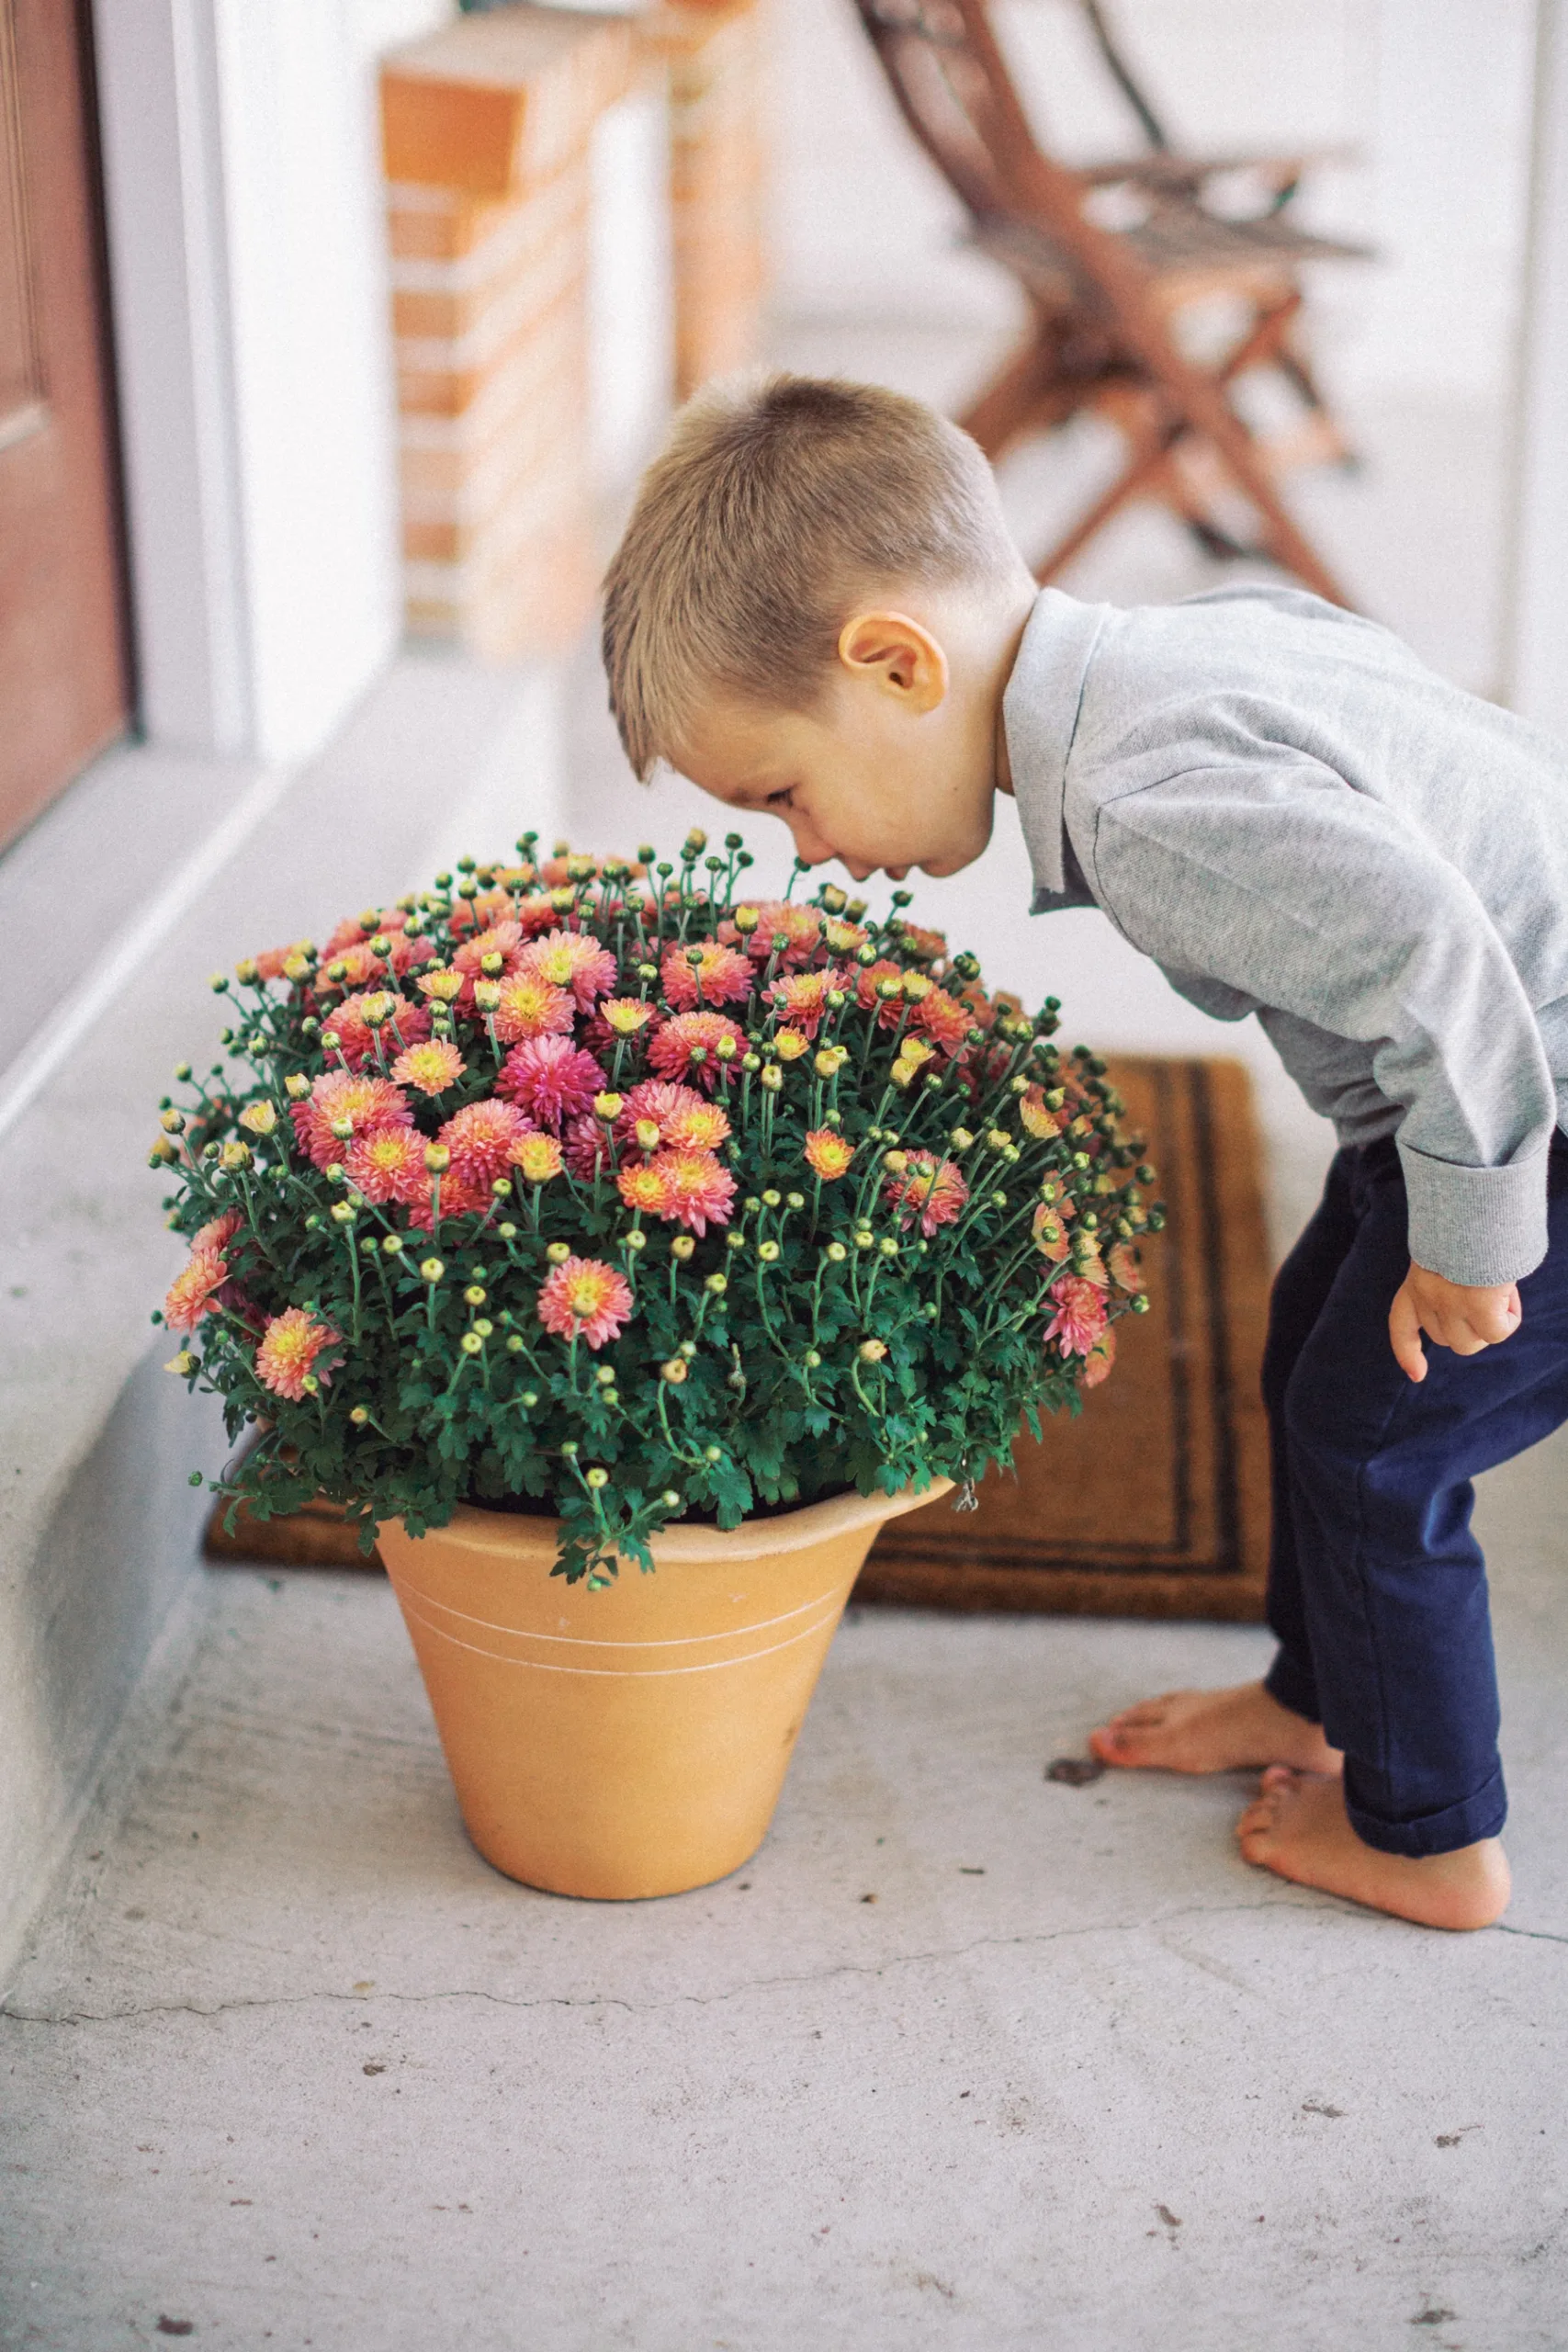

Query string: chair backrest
[852,0,1077,235]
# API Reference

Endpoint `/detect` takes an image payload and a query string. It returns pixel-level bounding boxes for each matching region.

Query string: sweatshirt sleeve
[1085,760,1557,1286]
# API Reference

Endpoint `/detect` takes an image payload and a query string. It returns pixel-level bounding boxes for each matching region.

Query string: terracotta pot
[378,1480,948,1900]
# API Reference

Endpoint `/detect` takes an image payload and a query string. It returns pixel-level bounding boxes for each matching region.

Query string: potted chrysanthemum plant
[152,829,1158,1897]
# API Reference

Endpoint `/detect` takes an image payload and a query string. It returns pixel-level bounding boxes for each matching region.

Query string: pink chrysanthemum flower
[392,1038,466,1096]
[660,937,755,1011]
[1019,1084,1066,1139]
[321,941,384,992]
[514,890,567,937]
[562,1112,611,1180]
[650,1148,736,1236]
[885,1151,968,1237]
[600,995,657,1038]
[728,901,822,967]
[320,991,431,1071]
[491,972,575,1044]
[617,1159,673,1216]
[647,1011,744,1093]
[1032,1203,1071,1263]
[497,1035,606,1130]
[290,1072,412,1170]
[518,927,618,1011]
[1107,1239,1144,1295]
[804,1128,855,1181]
[345,1125,429,1205]
[254,1306,340,1401]
[913,985,971,1055]
[164,1248,228,1333]
[895,922,948,965]
[536,1257,634,1351]
[1044,1273,1110,1359]
[854,959,908,1027]
[191,1210,243,1255]
[254,938,311,982]
[510,1132,564,1184]
[770,967,839,1038]
[453,921,524,979]
[1080,1324,1118,1389]
[617,1080,704,1140]
[661,1099,730,1152]
[404,1171,491,1232]
[437,1098,530,1188]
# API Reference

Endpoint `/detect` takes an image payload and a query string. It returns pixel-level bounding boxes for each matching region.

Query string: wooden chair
[852,0,1372,603]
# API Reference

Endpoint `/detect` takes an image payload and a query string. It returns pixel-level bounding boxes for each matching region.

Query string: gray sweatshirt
[1003,583,1568,1289]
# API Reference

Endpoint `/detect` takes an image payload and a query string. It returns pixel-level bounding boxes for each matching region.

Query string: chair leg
[958,329,1074,458]
[1031,422,1179,582]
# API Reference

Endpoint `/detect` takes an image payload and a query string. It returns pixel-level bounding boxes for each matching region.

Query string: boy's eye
[766,789,795,809]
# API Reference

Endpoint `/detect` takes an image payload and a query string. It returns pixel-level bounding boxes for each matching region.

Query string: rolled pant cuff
[1345,1765,1508,1858]
[1263,1650,1321,1724]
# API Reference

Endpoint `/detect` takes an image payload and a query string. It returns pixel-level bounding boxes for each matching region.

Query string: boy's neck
[987,577,1042,800]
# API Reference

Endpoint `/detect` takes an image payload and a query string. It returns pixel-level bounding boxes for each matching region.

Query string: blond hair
[602,372,1021,778]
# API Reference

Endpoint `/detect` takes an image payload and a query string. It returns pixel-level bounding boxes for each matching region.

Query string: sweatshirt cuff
[1397,1138,1551,1287]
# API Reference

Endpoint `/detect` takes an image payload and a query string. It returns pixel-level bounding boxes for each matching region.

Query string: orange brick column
[644,2,768,401]
[381,9,634,659]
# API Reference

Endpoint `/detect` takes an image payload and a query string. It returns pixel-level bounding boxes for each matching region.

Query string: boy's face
[670,600,1015,887]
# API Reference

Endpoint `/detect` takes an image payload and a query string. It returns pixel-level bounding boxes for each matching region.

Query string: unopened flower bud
[859,1339,888,1363]
[350,1405,370,1426]
[661,1489,682,1510]
[635,1119,661,1153]
[464,1284,487,1306]
[732,906,761,934]
[742,1052,761,1073]
[421,1257,445,1282]
[815,1046,849,1078]
[546,1240,570,1264]
[361,993,395,1028]
[826,1241,848,1262]
[383,1234,404,1255]
[879,1237,898,1257]
[593,1091,624,1122]
[705,1272,728,1295]
[854,1229,874,1250]
[661,1358,688,1385]
[460,1332,483,1355]
[160,1107,186,1134]
[883,1150,909,1175]
[424,1144,450,1174]
[625,1229,647,1252]
[164,1351,198,1377]
[758,1239,781,1263]
[238,1101,276,1136]
[473,1318,493,1340]
[479,952,505,978]
[220,1140,253,1172]
[761,1064,784,1092]
[715,1035,738,1062]
[473,980,502,1013]
[285,1073,310,1100]
[671,1234,696,1261]
[330,1200,356,1225]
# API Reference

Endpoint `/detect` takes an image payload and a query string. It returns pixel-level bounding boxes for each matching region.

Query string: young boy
[602,373,1568,1932]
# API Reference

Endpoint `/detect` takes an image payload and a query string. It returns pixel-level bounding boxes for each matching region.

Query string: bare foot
[1089,1680,1342,1776]
[1236,1768,1511,1930]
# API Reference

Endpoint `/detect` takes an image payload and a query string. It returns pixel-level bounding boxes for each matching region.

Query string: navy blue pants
[1261,1135,1568,1857]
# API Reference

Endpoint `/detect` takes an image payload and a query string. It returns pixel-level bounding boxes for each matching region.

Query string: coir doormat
[209,1056,1273,1622]
[854,1055,1272,1621]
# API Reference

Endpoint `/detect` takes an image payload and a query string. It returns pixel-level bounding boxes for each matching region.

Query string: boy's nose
[787,813,835,867]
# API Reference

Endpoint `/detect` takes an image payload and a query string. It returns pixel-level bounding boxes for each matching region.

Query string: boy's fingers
[1388,1283,1427,1382]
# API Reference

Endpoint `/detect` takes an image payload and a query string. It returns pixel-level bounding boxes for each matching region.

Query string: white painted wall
[1504,0,1568,737]
[95,0,455,767]
[589,88,676,492]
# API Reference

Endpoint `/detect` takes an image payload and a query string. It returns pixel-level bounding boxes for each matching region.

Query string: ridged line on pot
[387,1577,859,1677]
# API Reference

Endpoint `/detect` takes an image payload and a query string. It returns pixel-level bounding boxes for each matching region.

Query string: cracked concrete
[4,1432,1567,2351]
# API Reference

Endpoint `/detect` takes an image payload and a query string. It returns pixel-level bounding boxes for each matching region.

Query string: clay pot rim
[412,1477,953,1566]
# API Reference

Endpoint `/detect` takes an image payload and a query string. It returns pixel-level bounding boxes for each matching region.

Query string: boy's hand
[1389,1263,1522,1383]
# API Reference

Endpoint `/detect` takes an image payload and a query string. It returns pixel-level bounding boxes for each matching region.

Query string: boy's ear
[836,610,948,713]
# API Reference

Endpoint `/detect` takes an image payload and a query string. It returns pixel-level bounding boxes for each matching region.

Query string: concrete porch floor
[3,1424,1567,2348]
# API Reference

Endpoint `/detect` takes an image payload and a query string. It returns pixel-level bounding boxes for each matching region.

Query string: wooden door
[0,0,128,853]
